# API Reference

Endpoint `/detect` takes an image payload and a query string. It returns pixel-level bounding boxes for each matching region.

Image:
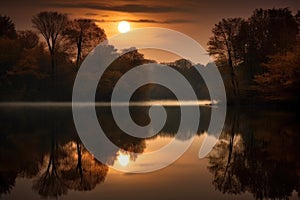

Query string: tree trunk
[50,51,56,81]
[76,34,83,72]
[227,50,240,104]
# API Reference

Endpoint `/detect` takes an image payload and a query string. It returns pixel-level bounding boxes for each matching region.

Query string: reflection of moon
[117,152,130,166]
[118,21,131,33]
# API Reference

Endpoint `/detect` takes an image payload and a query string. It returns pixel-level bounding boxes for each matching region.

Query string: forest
[0,8,299,104]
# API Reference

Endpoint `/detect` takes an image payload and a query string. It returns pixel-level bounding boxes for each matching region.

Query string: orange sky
[1,0,299,61]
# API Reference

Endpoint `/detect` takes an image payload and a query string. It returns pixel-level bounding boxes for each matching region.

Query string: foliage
[254,50,300,101]
[97,49,154,101]
[0,38,21,77]
[63,19,107,70]
[208,8,300,103]
[17,30,39,49]
[208,18,247,100]
[0,15,17,39]
[1,8,300,103]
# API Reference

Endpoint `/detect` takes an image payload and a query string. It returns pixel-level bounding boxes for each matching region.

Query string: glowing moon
[117,152,130,166]
[118,21,131,33]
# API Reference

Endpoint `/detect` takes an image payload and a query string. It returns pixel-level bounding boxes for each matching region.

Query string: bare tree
[63,19,106,71]
[32,12,68,80]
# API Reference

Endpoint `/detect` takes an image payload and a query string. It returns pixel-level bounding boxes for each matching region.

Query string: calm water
[0,105,299,199]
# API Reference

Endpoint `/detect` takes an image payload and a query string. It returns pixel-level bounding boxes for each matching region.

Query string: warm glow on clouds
[0,0,299,47]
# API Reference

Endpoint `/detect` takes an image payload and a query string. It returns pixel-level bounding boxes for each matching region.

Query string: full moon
[117,152,130,167]
[118,21,131,33]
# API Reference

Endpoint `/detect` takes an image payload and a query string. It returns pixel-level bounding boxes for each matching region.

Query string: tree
[32,12,68,80]
[0,15,17,39]
[208,18,247,98]
[247,8,298,64]
[254,50,300,102]
[0,15,19,79]
[207,8,300,104]
[17,30,39,49]
[296,10,300,28]
[296,10,300,42]
[0,38,21,78]
[63,19,106,71]
[97,48,153,101]
[0,171,17,198]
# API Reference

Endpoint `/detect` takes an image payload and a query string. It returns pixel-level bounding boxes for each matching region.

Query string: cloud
[84,13,109,17]
[44,2,186,13]
[92,18,194,24]
[127,19,194,24]
[84,13,98,16]
[162,19,195,24]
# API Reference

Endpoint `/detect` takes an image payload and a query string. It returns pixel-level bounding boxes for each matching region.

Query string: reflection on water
[0,106,299,199]
[208,109,300,199]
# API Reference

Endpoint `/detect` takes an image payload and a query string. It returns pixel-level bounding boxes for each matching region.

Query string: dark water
[0,105,299,199]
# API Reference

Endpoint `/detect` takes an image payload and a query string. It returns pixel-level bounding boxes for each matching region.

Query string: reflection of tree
[32,124,110,197]
[61,138,108,191]
[208,110,300,199]
[98,106,148,156]
[208,112,245,194]
[0,171,17,198]
[32,126,67,198]
[0,108,113,198]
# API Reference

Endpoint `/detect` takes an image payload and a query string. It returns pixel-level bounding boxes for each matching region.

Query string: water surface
[0,105,299,199]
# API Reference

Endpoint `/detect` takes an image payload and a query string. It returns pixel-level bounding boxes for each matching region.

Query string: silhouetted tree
[63,19,107,71]
[32,11,68,80]
[208,18,247,99]
[17,30,39,49]
[245,8,299,103]
[296,10,300,28]
[0,171,17,198]
[0,38,21,79]
[247,8,298,67]
[0,15,17,39]
[0,15,20,79]
[207,8,300,104]
[97,48,153,101]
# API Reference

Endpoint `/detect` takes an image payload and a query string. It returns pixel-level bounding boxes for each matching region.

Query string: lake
[0,105,299,199]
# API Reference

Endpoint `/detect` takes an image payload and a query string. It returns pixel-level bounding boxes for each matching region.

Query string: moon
[118,21,131,33]
[117,152,130,166]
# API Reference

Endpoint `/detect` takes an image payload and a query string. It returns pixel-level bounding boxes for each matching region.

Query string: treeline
[0,8,300,103]
[208,8,300,104]
[0,12,166,101]
[0,11,209,102]
[0,12,107,101]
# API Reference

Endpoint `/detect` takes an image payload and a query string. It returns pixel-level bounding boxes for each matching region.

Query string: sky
[1,0,300,61]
